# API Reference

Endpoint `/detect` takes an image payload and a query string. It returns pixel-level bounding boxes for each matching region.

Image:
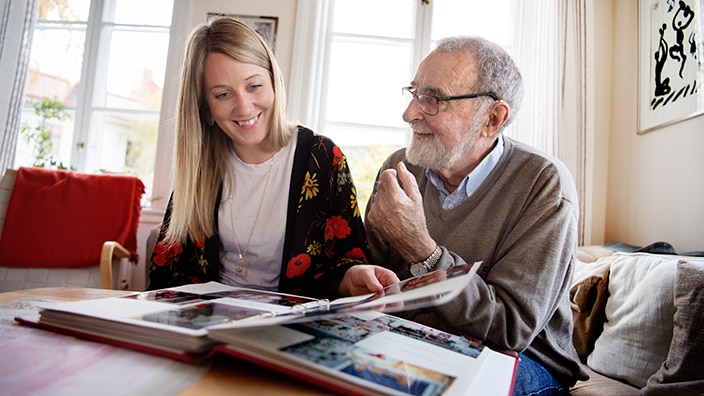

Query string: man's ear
[486,100,510,132]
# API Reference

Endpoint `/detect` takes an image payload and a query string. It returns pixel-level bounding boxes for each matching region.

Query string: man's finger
[396,162,422,201]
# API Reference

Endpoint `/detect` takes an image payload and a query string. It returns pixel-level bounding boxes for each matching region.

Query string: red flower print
[332,146,343,166]
[325,215,351,241]
[152,241,183,266]
[346,247,368,263]
[287,253,311,278]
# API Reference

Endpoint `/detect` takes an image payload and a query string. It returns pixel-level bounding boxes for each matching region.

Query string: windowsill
[140,206,164,224]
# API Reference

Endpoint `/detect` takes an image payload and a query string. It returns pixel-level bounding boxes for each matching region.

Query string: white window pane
[325,39,413,128]
[16,106,75,169]
[113,0,174,26]
[334,135,405,216]
[325,124,408,148]
[91,113,158,194]
[324,124,406,216]
[431,0,512,47]
[105,29,170,110]
[333,0,416,38]
[17,0,173,208]
[38,0,91,21]
[27,26,85,88]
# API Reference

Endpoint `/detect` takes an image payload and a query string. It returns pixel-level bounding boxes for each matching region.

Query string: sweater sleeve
[432,167,578,352]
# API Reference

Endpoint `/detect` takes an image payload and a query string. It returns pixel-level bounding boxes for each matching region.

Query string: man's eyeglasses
[402,86,499,115]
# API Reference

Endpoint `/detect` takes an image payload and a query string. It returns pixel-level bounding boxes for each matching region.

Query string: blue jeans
[512,353,567,396]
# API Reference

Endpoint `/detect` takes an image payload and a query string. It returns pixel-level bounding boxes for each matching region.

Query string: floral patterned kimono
[148,127,370,298]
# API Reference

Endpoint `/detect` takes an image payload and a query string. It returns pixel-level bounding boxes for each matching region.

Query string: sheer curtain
[510,0,588,244]
[287,0,332,131]
[0,0,37,172]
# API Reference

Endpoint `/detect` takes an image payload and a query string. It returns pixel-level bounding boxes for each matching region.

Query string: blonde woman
[149,17,397,297]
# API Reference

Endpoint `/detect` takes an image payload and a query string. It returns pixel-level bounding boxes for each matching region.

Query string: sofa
[568,245,704,395]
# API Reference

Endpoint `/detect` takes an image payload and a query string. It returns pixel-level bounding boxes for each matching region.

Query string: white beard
[406,116,482,171]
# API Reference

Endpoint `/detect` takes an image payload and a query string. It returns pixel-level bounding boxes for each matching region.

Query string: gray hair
[434,36,524,128]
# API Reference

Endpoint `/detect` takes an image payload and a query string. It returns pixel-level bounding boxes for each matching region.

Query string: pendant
[235,257,248,277]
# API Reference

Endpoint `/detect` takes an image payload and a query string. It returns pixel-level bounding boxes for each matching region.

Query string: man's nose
[402,98,423,123]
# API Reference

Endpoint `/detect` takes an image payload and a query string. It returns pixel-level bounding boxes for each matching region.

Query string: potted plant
[20,97,73,169]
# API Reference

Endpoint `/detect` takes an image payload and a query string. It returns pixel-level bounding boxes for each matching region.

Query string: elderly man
[365,36,588,395]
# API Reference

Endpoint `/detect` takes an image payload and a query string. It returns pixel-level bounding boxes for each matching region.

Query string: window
[319,0,512,214]
[14,0,173,203]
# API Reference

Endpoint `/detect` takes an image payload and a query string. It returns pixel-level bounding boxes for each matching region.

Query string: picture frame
[206,13,279,50]
[638,0,704,134]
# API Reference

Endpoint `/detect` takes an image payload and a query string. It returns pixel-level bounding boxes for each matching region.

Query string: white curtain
[287,0,332,130]
[0,0,38,172]
[508,1,560,156]
[509,0,587,244]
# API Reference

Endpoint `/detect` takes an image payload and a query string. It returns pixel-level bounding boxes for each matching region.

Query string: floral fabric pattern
[148,127,369,298]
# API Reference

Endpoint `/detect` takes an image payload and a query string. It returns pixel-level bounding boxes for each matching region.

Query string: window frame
[19,0,172,200]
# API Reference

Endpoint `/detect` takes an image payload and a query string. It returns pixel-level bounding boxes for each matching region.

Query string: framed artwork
[638,0,704,134]
[206,13,279,49]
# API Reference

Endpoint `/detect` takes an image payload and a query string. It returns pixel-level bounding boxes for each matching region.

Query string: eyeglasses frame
[402,86,500,115]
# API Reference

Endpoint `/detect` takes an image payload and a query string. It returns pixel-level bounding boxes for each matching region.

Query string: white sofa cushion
[587,252,678,388]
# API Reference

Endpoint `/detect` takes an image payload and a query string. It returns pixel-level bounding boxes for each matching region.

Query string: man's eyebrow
[417,85,445,96]
[409,80,443,94]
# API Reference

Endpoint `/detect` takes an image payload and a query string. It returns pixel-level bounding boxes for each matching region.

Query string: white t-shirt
[218,133,297,290]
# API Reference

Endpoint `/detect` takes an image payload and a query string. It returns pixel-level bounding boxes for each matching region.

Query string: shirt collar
[426,134,505,207]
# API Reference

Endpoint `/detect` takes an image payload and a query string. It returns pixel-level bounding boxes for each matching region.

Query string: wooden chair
[0,168,144,292]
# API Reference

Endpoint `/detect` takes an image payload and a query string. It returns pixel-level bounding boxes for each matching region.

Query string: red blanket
[0,167,145,268]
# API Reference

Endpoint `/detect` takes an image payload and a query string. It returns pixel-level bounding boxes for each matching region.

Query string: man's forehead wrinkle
[412,73,452,96]
[414,54,475,96]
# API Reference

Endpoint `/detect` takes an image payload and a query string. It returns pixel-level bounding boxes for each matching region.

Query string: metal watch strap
[409,245,442,276]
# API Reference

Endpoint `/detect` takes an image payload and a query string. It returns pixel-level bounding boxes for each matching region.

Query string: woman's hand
[338,265,400,296]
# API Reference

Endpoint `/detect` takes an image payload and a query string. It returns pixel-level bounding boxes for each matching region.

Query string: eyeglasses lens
[417,95,438,115]
[403,88,438,115]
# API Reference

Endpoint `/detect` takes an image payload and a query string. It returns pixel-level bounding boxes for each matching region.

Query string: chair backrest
[0,167,144,292]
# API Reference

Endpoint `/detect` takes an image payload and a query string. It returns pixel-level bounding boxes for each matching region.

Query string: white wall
[604,1,704,252]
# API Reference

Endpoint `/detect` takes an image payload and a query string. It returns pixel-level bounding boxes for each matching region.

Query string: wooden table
[0,287,330,396]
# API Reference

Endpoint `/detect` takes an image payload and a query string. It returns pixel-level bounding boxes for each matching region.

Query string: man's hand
[339,265,400,296]
[366,162,436,263]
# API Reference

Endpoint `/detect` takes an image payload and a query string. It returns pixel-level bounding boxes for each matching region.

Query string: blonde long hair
[167,16,295,244]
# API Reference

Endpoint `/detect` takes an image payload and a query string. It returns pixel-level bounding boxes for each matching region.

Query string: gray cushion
[641,260,704,395]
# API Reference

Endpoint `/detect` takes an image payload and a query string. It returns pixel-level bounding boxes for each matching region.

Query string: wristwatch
[409,246,442,276]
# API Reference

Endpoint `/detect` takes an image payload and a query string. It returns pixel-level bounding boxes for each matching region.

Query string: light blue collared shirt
[426,134,505,210]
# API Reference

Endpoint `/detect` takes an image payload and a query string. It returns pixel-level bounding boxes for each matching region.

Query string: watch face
[410,263,428,277]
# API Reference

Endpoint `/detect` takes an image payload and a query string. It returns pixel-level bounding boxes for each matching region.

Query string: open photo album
[16,262,518,395]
